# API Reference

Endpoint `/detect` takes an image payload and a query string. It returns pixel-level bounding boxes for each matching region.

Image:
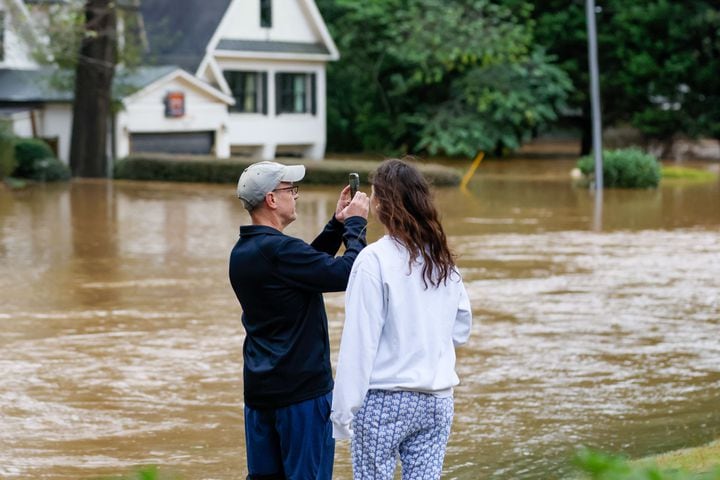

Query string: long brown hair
[370,158,456,288]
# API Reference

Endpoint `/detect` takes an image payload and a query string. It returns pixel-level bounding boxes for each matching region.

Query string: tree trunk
[69,0,117,178]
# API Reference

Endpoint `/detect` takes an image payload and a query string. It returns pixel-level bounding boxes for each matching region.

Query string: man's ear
[264,192,278,210]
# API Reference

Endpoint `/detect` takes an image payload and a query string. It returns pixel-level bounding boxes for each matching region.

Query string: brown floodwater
[1,159,719,479]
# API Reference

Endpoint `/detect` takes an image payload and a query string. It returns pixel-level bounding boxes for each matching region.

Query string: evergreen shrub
[13,138,70,181]
[577,148,661,188]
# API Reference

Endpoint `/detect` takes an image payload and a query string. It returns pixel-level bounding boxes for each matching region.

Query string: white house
[0,0,339,165]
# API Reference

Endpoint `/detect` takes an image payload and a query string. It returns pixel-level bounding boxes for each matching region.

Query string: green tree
[533,1,720,154]
[24,0,144,177]
[605,1,720,142]
[318,0,571,157]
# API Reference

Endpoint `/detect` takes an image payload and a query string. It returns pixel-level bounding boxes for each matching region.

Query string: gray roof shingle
[140,0,232,73]
[0,65,178,103]
[216,39,330,56]
[0,69,71,103]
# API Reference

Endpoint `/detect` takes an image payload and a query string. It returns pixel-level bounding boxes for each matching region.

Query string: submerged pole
[586,0,604,229]
[586,0,603,189]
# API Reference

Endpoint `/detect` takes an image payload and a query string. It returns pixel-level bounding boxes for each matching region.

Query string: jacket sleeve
[273,216,367,293]
[309,215,344,255]
[331,253,384,440]
[453,279,472,347]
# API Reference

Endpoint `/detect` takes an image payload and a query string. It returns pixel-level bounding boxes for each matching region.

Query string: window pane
[277,73,313,114]
[293,75,306,112]
[244,74,256,112]
[224,71,264,113]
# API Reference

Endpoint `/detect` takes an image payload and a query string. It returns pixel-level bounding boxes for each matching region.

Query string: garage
[130,131,215,155]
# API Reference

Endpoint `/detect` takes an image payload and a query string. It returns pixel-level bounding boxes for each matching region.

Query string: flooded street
[1,159,719,479]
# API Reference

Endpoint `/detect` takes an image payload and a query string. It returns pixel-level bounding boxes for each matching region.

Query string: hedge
[113,154,462,186]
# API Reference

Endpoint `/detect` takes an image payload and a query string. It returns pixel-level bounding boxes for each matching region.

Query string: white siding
[9,109,33,137]
[215,57,326,160]
[40,104,73,165]
[117,76,230,158]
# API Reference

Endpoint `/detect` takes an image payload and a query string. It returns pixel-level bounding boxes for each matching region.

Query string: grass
[572,440,720,480]
[637,440,720,473]
[661,166,718,181]
[2,176,28,189]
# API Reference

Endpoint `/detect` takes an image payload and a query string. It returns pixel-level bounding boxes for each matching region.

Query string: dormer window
[260,0,272,28]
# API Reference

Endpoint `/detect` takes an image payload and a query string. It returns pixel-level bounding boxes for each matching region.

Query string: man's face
[272,181,299,226]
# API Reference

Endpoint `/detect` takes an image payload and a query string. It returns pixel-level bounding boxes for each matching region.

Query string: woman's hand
[337,191,370,222]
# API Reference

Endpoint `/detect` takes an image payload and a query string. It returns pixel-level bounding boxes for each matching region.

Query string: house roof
[139,0,232,73]
[0,65,178,103]
[215,39,330,56]
[24,0,139,7]
[0,69,71,103]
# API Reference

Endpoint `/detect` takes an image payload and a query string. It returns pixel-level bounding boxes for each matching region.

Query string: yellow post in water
[460,151,485,191]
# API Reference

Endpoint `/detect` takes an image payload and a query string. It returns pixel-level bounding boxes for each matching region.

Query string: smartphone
[349,173,360,198]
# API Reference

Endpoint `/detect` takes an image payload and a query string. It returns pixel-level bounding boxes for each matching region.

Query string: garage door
[130,131,215,155]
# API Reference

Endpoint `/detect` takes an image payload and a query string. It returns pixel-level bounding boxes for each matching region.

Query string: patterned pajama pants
[351,390,454,480]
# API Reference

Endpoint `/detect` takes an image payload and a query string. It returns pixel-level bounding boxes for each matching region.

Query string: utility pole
[586,0,603,229]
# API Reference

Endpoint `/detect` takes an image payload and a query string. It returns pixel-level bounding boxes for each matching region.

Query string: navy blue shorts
[244,392,334,480]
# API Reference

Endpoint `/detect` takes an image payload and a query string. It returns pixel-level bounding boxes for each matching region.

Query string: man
[229,161,369,480]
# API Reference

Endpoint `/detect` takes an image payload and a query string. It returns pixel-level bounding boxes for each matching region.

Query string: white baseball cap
[237,161,305,210]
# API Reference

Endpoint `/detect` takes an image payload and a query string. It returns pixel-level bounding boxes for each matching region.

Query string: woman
[331,158,472,479]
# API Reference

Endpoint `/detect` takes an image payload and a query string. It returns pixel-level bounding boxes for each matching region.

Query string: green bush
[113,155,462,186]
[574,449,720,480]
[577,148,661,188]
[13,138,70,181]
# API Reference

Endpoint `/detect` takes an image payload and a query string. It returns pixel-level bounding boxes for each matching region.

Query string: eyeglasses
[272,185,299,195]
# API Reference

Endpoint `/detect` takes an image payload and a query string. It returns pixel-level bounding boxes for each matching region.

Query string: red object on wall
[164,91,185,117]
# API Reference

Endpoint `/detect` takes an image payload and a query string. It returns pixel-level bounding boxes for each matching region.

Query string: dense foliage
[578,148,661,188]
[533,1,720,152]
[317,0,571,157]
[318,0,720,156]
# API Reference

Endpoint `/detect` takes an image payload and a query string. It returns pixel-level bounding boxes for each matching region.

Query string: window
[224,71,267,114]
[260,0,272,28]
[276,73,316,115]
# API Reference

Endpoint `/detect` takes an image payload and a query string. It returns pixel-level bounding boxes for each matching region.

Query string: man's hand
[336,191,369,222]
[334,185,352,222]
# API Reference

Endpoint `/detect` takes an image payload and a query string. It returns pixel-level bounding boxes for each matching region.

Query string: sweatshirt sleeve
[453,279,473,347]
[331,253,384,440]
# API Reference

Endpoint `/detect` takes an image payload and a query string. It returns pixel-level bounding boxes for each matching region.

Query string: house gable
[122,68,234,107]
[206,0,338,63]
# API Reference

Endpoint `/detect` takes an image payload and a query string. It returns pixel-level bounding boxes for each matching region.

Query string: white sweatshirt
[331,235,473,440]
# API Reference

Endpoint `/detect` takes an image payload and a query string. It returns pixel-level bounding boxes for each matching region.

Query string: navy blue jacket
[229,215,367,409]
